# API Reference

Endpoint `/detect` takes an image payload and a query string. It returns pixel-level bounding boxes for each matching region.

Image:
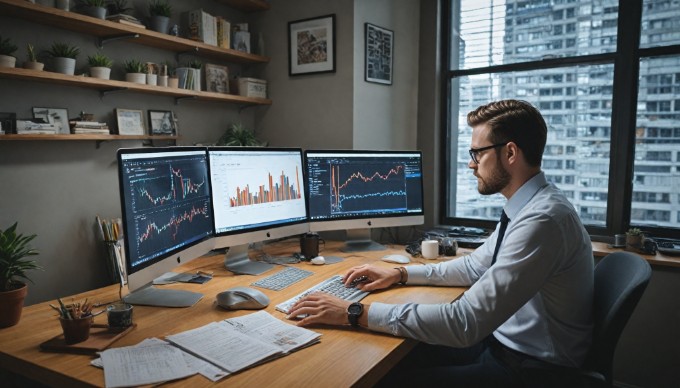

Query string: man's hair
[467,99,547,167]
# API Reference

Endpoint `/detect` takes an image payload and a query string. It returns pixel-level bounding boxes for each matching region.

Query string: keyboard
[654,239,680,256]
[275,275,370,314]
[251,267,314,291]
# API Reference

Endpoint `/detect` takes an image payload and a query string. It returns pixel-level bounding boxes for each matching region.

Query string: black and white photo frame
[365,23,394,85]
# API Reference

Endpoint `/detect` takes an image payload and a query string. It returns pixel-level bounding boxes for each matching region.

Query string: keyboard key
[251,267,314,291]
[275,275,369,314]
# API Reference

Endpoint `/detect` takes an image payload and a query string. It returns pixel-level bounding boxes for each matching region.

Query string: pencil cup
[421,240,440,259]
[59,316,92,344]
[107,303,133,328]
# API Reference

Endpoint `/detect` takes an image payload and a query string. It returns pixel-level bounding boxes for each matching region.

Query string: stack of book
[107,13,146,28]
[16,120,58,134]
[70,121,110,134]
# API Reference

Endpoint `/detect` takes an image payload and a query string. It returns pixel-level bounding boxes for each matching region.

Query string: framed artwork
[288,14,336,76]
[148,110,177,136]
[115,109,146,135]
[365,23,393,85]
[32,107,70,134]
[0,112,16,134]
[205,63,229,94]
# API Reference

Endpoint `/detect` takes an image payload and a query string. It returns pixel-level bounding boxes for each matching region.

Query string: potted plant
[144,62,157,85]
[78,0,107,19]
[23,43,44,71]
[217,123,267,146]
[189,59,202,91]
[148,0,172,34]
[166,62,178,88]
[157,60,169,86]
[106,0,132,16]
[0,35,18,68]
[47,41,80,75]
[625,228,644,251]
[123,58,145,84]
[0,222,41,328]
[55,0,71,12]
[87,51,113,79]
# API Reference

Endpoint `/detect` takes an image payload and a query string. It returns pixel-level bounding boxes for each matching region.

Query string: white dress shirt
[368,172,594,367]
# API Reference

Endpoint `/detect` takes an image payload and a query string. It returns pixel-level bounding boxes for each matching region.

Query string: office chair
[523,251,652,388]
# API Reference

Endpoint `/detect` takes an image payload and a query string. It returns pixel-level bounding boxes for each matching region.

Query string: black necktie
[491,211,509,266]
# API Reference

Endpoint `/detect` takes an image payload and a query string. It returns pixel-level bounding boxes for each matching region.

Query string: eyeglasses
[469,143,507,164]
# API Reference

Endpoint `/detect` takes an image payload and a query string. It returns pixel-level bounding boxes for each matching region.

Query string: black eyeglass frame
[468,143,507,164]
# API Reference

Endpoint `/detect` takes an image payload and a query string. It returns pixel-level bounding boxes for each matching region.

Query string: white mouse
[311,256,326,265]
[381,254,411,264]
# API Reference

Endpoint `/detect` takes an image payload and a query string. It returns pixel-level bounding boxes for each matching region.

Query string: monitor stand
[224,244,275,275]
[341,228,386,252]
[123,285,203,308]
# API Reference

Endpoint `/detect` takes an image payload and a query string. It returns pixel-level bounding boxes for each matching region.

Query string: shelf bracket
[97,34,140,49]
[175,96,197,105]
[176,47,200,62]
[100,87,128,99]
[95,140,107,149]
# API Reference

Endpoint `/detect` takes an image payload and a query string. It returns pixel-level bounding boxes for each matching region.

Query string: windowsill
[592,241,680,268]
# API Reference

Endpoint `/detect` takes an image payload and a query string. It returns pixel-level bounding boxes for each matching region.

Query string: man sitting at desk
[287,99,594,387]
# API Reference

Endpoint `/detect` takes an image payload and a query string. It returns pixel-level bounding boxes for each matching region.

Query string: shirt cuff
[367,302,396,334]
[404,265,429,285]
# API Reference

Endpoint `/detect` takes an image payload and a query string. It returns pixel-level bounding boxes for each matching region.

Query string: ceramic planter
[55,0,70,11]
[146,73,157,85]
[149,15,170,34]
[125,72,146,84]
[0,54,17,68]
[83,6,106,19]
[168,77,179,88]
[52,57,76,75]
[157,75,168,87]
[0,283,28,327]
[23,61,44,71]
[90,66,111,80]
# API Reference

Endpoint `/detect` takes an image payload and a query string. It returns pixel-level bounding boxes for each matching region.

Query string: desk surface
[0,240,468,388]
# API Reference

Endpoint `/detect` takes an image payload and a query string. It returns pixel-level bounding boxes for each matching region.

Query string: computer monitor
[208,147,309,275]
[117,147,214,307]
[305,150,425,252]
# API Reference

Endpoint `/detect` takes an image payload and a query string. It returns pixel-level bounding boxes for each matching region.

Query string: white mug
[421,240,439,259]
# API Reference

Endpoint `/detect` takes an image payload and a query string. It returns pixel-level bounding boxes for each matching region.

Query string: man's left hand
[286,293,352,327]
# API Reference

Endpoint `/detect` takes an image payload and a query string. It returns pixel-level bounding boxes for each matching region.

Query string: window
[444,0,680,237]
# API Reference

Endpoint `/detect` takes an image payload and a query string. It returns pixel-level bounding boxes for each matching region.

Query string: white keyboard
[275,275,369,314]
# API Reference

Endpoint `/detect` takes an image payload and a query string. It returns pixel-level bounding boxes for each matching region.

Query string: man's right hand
[342,264,403,292]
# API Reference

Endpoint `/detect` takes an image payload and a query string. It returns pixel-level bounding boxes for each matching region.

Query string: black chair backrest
[585,251,651,384]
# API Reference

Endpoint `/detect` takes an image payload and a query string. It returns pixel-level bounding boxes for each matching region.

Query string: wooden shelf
[0,0,270,64]
[0,134,177,141]
[213,0,271,12]
[0,67,272,106]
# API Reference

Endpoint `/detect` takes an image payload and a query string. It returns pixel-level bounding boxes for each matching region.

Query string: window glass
[633,55,680,228]
[448,64,614,225]
[454,0,618,70]
[640,0,680,48]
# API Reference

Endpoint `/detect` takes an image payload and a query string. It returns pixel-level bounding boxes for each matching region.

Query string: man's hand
[342,264,402,291]
[286,292,353,326]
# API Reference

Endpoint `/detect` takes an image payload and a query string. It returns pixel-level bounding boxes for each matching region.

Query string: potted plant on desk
[625,228,644,251]
[0,222,41,328]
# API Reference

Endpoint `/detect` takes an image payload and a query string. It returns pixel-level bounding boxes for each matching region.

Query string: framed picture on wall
[32,107,70,134]
[365,23,393,85]
[288,14,336,76]
[115,108,146,135]
[148,110,177,136]
[205,63,229,94]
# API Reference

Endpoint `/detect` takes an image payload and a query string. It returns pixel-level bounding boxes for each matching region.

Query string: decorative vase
[157,75,168,87]
[146,73,157,85]
[23,61,45,71]
[125,72,146,84]
[90,66,111,80]
[168,77,179,88]
[149,15,170,34]
[83,6,106,19]
[625,234,643,251]
[0,54,17,68]
[52,57,76,75]
[59,316,93,344]
[0,283,28,328]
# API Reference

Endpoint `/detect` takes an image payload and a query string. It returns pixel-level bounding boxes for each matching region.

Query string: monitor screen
[117,147,214,306]
[208,147,309,274]
[305,150,424,251]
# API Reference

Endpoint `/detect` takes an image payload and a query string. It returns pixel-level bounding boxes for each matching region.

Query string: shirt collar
[504,171,549,221]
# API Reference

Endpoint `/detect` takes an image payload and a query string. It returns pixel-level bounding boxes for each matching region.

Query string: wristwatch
[347,302,364,328]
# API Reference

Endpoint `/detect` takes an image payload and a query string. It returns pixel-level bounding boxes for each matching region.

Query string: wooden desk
[0,240,467,387]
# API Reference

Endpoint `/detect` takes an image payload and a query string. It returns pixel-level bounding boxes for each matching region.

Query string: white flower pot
[146,73,157,85]
[157,75,168,87]
[90,66,111,80]
[0,55,17,68]
[52,57,76,75]
[23,61,44,71]
[125,72,146,84]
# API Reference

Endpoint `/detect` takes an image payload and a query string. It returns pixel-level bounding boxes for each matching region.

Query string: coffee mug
[421,240,439,259]
[300,233,324,259]
[107,302,133,328]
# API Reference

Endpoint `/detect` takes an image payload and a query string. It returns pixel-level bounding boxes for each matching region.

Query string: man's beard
[477,157,511,195]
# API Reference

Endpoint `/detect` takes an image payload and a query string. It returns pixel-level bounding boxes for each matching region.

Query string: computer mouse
[216,286,270,310]
[311,256,325,265]
[381,254,411,264]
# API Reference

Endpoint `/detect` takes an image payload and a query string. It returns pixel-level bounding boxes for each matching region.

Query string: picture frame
[0,112,17,134]
[32,107,70,134]
[148,110,178,136]
[365,23,394,85]
[204,63,230,94]
[115,109,146,135]
[288,14,336,76]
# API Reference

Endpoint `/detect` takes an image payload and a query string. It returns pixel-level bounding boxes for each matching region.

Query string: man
[287,99,594,387]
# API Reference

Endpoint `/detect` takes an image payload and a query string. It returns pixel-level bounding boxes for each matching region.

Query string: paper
[224,310,321,353]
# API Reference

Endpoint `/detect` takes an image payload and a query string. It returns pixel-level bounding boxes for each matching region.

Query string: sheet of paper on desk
[223,310,321,353]
[100,342,193,388]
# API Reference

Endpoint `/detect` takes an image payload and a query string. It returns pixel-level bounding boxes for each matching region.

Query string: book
[182,9,217,46]
[216,17,231,49]
[165,311,321,374]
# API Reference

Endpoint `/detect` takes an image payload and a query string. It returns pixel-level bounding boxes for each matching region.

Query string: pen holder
[103,240,126,285]
[59,316,93,344]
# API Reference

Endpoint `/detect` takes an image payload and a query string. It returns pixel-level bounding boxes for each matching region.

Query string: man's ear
[505,141,519,164]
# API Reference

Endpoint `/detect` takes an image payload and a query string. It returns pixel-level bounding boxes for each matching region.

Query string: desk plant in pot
[625,228,644,251]
[0,222,41,328]
[123,58,146,84]
[0,34,18,68]
[47,41,80,75]
[88,51,113,80]
[23,43,44,71]
[148,0,172,34]
[78,0,107,19]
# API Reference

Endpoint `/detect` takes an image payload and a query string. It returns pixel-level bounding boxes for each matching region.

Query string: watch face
[348,303,363,314]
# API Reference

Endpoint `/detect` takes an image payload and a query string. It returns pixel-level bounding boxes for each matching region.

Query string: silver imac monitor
[117,147,214,307]
[208,147,309,275]
[305,150,425,252]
